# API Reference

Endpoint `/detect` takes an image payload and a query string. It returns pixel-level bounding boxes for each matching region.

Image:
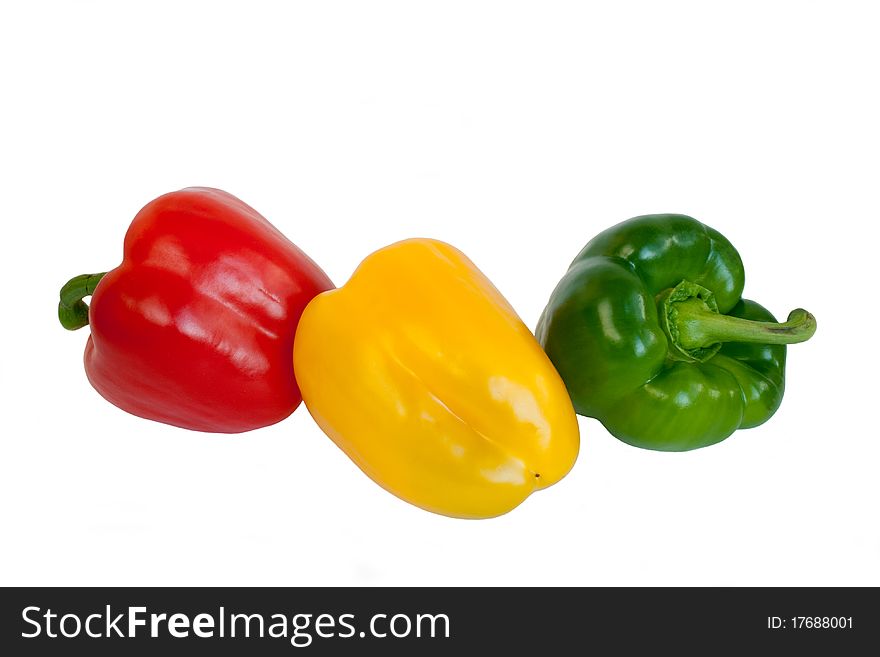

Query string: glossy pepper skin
[59,188,333,433]
[293,239,580,518]
[536,214,816,451]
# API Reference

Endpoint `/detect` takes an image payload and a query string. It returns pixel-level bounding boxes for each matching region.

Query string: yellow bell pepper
[293,239,580,519]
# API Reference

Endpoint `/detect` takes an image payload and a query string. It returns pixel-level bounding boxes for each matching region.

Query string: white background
[1,1,877,586]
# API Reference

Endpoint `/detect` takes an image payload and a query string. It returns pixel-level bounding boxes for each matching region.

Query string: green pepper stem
[675,300,816,350]
[58,273,107,330]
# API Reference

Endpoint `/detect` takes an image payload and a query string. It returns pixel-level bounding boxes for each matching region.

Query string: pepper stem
[58,273,107,330]
[657,280,816,362]
[676,302,816,350]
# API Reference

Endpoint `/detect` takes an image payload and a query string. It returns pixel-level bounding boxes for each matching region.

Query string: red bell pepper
[58,187,333,433]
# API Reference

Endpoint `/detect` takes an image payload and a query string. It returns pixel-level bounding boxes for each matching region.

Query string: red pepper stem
[58,273,107,330]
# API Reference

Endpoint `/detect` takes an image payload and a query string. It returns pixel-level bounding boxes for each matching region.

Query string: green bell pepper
[536,214,816,451]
